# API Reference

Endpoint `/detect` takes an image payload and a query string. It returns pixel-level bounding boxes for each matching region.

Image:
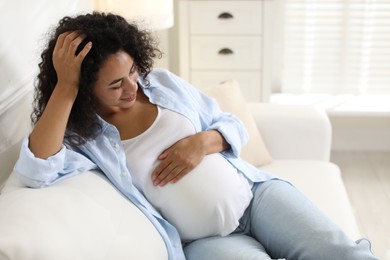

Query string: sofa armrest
[0,171,168,260]
[248,103,332,161]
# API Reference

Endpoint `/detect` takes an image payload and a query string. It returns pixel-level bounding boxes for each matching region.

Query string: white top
[122,106,253,240]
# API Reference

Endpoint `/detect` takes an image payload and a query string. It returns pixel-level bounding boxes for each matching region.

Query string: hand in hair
[53,31,92,94]
[28,31,92,159]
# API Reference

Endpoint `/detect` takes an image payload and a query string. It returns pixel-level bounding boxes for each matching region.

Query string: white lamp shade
[95,0,174,30]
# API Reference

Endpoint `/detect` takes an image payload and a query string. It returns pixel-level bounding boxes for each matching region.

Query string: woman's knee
[294,237,378,260]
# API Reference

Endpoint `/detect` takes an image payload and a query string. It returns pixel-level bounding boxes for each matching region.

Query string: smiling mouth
[121,94,136,102]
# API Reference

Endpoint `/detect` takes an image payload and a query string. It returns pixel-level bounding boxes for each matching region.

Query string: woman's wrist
[200,130,230,155]
[53,82,79,101]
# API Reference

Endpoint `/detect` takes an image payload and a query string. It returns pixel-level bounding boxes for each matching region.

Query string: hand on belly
[144,153,253,241]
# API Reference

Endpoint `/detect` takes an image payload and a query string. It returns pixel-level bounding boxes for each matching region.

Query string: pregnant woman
[15,12,377,260]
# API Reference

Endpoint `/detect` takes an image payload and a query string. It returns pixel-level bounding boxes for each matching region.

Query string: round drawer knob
[218,48,234,55]
[218,12,234,19]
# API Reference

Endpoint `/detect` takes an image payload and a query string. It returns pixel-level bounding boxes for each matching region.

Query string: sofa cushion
[199,80,272,167]
[260,160,360,240]
[0,171,168,260]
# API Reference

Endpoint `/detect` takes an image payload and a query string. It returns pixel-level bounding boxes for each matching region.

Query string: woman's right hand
[28,32,92,159]
[52,31,92,93]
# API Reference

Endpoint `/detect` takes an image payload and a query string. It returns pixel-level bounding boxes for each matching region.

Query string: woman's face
[93,50,139,115]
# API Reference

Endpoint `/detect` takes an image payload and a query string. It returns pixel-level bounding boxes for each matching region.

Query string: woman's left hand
[151,134,206,186]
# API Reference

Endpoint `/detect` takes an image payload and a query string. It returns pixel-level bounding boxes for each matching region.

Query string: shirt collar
[137,73,159,90]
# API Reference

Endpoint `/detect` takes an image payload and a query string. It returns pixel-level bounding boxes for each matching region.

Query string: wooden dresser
[174,0,268,102]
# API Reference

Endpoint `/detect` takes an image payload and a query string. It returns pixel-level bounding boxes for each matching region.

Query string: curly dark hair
[32,12,162,146]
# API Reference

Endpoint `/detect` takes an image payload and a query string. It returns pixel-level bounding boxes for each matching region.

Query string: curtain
[280,0,390,95]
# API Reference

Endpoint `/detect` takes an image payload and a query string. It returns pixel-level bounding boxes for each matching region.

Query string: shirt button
[110,140,120,150]
[121,171,127,177]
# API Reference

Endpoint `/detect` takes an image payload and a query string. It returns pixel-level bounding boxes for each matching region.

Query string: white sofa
[0,96,361,259]
[0,1,360,258]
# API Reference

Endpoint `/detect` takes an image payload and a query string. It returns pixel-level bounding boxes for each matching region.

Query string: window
[266,0,390,110]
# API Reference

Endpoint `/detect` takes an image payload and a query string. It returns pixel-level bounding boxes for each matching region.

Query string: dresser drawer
[190,36,262,70]
[189,1,262,35]
[191,71,261,102]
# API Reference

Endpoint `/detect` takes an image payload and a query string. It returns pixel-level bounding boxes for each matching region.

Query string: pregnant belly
[143,153,253,241]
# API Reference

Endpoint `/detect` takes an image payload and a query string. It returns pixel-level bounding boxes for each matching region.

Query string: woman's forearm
[29,32,91,159]
[28,85,77,159]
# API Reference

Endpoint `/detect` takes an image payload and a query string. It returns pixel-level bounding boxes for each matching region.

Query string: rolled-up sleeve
[206,110,249,158]
[14,136,97,188]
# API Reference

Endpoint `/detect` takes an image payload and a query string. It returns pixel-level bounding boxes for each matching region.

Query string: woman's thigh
[183,234,274,260]
[249,179,377,260]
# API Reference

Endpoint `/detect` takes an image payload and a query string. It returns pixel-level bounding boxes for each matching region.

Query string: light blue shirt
[14,69,274,260]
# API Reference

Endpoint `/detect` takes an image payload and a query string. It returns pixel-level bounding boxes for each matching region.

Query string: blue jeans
[184,179,378,260]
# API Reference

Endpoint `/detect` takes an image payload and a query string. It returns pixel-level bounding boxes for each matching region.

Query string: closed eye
[108,78,123,87]
[109,82,122,90]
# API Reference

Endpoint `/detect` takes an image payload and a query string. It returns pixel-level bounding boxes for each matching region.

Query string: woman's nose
[122,75,137,91]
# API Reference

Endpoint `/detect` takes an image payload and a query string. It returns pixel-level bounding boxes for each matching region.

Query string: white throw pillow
[199,80,272,167]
